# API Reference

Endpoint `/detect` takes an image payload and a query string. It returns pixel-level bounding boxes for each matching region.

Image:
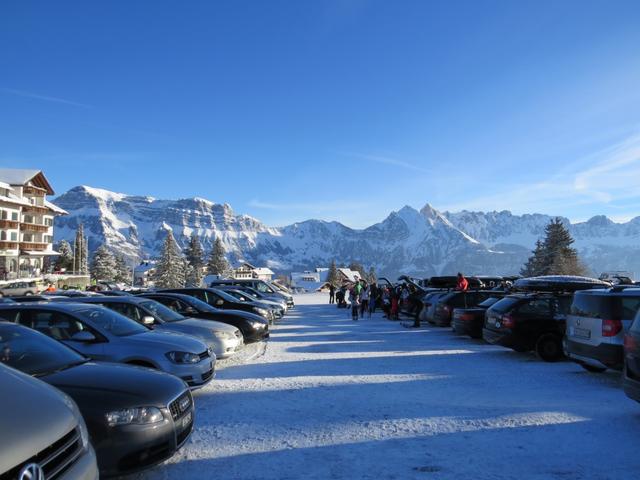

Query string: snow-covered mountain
[52,186,640,277]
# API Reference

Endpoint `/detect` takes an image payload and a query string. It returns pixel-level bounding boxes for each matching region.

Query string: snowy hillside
[52,186,640,277]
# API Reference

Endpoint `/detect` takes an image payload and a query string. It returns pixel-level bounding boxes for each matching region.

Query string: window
[518,299,552,316]
[102,302,143,322]
[44,218,53,226]
[11,212,18,221]
[44,235,53,243]
[10,232,16,241]
[0,232,6,241]
[19,310,86,341]
[0,210,5,220]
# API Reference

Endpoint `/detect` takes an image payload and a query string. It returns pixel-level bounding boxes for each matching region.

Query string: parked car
[624,310,640,403]
[0,303,215,388]
[10,294,63,303]
[162,287,274,323]
[0,362,98,480]
[452,296,504,338]
[565,287,640,372]
[142,292,269,343]
[0,322,194,476]
[216,287,285,319]
[218,285,288,312]
[417,291,450,325]
[0,279,43,297]
[209,279,294,308]
[483,293,573,361]
[428,290,498,326]
[71,296,241,359]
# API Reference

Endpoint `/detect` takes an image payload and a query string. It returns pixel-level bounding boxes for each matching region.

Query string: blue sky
[2,0,640,227]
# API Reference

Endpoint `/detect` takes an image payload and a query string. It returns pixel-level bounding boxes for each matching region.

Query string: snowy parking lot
[141,293,640,480]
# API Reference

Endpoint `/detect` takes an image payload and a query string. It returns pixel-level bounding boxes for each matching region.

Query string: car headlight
[166,351,201,364]
[79,418,90,449]
[105,407,164,427]
[251,320,266,329]
[253,307,269,317]
[215,331,235,340]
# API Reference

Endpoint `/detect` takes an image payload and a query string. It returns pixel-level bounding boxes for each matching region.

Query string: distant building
[133,261,157,286]
[290,267,360,292]
[0,169,67,280]
[232,262,274,281]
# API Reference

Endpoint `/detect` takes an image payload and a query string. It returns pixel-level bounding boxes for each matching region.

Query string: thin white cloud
[0,87,92,108]
[338,152,430,174]
[440,132,640,215]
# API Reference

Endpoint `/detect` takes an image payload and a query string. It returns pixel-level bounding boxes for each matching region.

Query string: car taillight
[502,314,516,328]
[602,319,622,337]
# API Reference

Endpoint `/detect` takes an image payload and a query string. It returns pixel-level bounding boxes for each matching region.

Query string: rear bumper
[482,328,528,351]
[431,313,452,327]
[564,338,623,370]
[452,318,483,337]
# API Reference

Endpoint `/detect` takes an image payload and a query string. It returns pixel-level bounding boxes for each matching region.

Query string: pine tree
[114,255,131,284]
[521,240,545,277]
[206,237,230,277]
[520,218,587,277]
[90,245,117,281]
[154,231,186,288]
[54,240,74,272]
[184,233,205,286]
[327,260,339,286]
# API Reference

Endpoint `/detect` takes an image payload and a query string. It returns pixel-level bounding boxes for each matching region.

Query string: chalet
[232,262,275,281]
[0,169,67,280]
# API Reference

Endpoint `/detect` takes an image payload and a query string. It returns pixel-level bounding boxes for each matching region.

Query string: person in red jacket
[456,272,469,291]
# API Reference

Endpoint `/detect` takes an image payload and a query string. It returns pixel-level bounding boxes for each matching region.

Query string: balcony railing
[20,222,50,233]
[22,205,50,214]
[0,241,19,250]
[0,220,19,229]
[23,186,47,196]
[19,242,48,251]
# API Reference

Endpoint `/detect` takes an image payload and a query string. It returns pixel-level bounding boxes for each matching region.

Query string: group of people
[328,272,471,323]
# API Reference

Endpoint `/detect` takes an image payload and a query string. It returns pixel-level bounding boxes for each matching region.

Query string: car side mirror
[71,331,96,342]
[215,299,224,306]
[142,315,155,326]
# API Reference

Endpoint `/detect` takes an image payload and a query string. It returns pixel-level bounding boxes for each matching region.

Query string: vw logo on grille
[19,463,44,480]
[179,396,191,412]
[576,319,581,326]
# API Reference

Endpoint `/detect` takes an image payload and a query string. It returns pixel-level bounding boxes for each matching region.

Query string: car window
[20,310,86,341]
[571,294,640,320]
[75,307,148,336]
[104,302,142,322]
[518,299,552,316]
[622,298,640,319]
[554,296,573,315]
[478,297,500,308]
[0,309,20,322]
[139,300,184,322]
[192,290,208,302]
[490,297,523,313]
[0,324,85,375]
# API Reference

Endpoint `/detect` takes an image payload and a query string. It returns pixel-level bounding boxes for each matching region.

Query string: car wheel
[579,362,607,373]
[536,334,564,362]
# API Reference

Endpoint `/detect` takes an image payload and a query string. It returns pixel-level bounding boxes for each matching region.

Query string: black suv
[624,310,640,402]
[428,291,498,327]
[483,293,573,361]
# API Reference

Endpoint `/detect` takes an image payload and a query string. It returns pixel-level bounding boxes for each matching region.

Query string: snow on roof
[22,250,61,256]
[253,267,274,275]
[338,268,361,282]
[44,199,68,215]
[0,181,14,191]
[294,280,330,291]
[0,169,54,194]
[0,193,31,207]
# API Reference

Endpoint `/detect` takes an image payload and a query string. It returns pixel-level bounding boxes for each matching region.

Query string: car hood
[176,317,238,333]
[42,361,186,407]
[128,330,208,352]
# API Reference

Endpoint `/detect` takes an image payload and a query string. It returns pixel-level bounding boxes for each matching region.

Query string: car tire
[579,362,607,373]
[536,334,564,362]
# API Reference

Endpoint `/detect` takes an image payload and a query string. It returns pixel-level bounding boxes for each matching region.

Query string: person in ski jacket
[456,272,469,291]
[349,288,360,321]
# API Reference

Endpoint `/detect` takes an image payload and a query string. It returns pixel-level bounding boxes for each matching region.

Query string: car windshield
[239,290,260,300]
[76,307,148,336]
[0,324,86,376]
[139,300,185,322]
[211,288,244,303]
[226,290,252,302]
[478,297,501,308]
[490,297,522,313]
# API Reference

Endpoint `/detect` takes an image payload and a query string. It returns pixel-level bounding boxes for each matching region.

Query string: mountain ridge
[52,185,640,278]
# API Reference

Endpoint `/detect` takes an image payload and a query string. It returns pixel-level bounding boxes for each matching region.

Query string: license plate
[181,411,192,430]
[574,327,591,339]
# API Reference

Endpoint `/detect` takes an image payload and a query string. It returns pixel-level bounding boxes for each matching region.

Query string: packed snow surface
[139,293,640,480]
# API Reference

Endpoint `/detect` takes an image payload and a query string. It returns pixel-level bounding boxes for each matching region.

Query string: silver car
[0,363,99,480]
[74,296,243,359]
[0,303,215,389]
[565,287,640,372]
[0,280,41,297]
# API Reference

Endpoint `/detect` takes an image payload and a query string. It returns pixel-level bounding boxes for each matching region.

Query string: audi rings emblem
[18,463,44,480]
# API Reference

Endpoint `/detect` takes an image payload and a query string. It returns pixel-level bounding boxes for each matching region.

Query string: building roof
[0,169,55,195]
[253,267,274,276]
[44,199,68,215]
[338,268,361,283]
